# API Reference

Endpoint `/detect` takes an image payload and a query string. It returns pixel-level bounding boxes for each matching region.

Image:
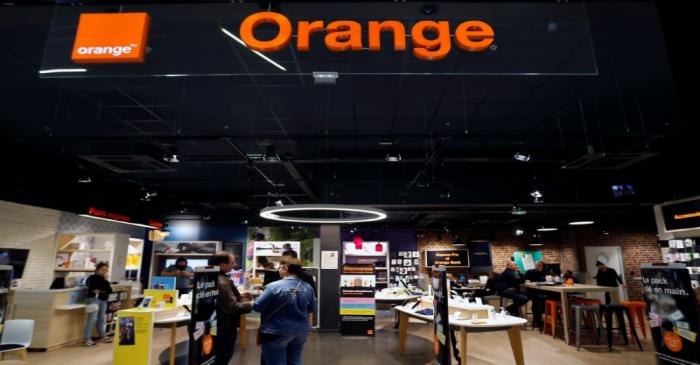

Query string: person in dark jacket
[594,261,624,304]
[212,252,253,365]
[524,261,547,328]
[83,262,113,346]
[496,262,529,316]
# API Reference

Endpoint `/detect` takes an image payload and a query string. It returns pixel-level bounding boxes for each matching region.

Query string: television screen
[611,184,635,198]
[0,248,30,279]
[165,258,211,269]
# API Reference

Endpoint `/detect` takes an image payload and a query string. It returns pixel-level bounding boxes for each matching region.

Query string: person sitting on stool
[496,261,529,317]
[524,261,547,328]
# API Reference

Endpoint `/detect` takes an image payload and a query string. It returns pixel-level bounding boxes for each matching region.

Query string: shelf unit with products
[660,238,700,267]
[342,241,389,287]
[53,233,130,285]
[389,250,420,287]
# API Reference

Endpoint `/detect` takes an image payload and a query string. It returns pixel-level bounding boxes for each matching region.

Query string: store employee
[162,257,194,294]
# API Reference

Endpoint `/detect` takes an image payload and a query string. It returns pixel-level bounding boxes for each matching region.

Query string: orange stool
[542,300,561,338]
[621,301,648,339]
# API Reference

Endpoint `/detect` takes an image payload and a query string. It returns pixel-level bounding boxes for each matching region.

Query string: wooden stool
[541,300,561,338]
[621,301,648,339]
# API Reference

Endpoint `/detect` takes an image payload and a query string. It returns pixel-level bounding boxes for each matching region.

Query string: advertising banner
[113,308,155,365]
[641,264,700,365]
[426,249,470,268]
[189,268,220,365]
[513,251,543,272]
[149,276,176,290]
[143,289,178,308]
[340,264,376,336]
[433,266,451,365]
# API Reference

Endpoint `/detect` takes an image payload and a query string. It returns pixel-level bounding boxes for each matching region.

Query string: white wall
[0,200,61,288]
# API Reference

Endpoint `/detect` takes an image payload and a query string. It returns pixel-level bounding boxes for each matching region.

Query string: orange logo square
[71,12,151,64]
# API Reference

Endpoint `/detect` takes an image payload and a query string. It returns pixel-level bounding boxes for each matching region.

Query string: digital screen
[165,258,210,269]
[661,198,700,232]
[0,248,29,279]
[611,184,635,198]
[425,250,470,267]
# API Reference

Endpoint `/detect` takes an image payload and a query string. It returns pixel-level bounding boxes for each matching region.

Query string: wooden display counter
[9,288,88,350]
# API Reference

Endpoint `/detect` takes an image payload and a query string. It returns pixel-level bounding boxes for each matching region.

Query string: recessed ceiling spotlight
[515,229,524,236]
[312,71,338,85]
[569,220,595,226]
[513,152,531,162]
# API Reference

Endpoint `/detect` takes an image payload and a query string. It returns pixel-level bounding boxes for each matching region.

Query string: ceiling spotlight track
[260,204,387,224]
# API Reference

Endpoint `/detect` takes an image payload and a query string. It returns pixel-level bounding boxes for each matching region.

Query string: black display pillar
[319,224,341,330]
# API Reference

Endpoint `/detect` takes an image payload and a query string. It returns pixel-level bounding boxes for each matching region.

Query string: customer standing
[254,257,316,365]
[161,257,194,294]
[594,261,624,304]
[211,251,253,365]
[496,262,529,316]
[83,262,113,347]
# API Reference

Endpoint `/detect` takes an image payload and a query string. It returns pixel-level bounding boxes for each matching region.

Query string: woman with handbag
[254,257,316,365]
[82,262,113,347]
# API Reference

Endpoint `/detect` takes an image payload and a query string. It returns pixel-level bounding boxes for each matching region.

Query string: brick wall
[416,228,661,300]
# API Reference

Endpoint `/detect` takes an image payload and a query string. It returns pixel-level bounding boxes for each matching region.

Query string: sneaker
[98,337,113,343]
[83,341,97,347]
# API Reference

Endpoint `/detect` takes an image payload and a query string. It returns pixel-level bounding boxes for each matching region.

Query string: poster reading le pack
[433,268,451,365]
[189,268,220,365]
[641,264,700,365]
[340,264,376,336]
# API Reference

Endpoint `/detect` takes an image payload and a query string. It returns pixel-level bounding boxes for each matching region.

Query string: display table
[154,310,191,365]
[9,288,87,350]
[522,283,620,344]
[394,305,527,365]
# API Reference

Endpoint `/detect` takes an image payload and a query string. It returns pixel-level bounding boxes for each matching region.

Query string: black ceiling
[0,1,694,231]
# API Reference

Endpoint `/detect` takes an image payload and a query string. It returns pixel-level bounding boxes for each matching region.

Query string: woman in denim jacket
[254,257,316,365]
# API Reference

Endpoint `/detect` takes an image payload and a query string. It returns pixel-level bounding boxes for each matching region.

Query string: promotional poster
[641,264,700,365]
[113,308,154,365]
[150,276,176,290]
[433,267,451,365]
[340,264,376,336]
[189,268,220,365]
[143,289,178,308]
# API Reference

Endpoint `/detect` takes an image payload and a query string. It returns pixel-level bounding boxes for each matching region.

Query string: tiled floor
[19,311,656,365]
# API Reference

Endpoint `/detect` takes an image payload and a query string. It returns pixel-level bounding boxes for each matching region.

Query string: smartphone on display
[141,296,153,308]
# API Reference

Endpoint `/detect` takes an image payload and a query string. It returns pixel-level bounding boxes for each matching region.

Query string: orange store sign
[71,12,151,64]
[240,12,495,61]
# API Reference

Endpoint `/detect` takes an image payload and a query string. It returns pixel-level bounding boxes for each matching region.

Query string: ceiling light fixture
[312,71,338,85]
[530,190,543,198]
[529,243,544,247]
[533,196,544,204]
[513,152,531,162]
[263,144,280,162]
[38,68,87,74]
[440,188,451,200]
[537,227,558,232]
[78,176,92,184]
[220,27,287,71]
[515,229,524,236]
[163,145,179,163]
[260,204,387,224]
[379,138,395,146]
[511,200,527,215]
[385,151,402,162]
[569,220,595,226]
[274,199,284,207]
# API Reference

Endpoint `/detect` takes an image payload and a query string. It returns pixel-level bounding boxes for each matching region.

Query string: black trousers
[528,291,545,325]
[215,326,238,365]
[500,290,529,316]
[450,329,461,363]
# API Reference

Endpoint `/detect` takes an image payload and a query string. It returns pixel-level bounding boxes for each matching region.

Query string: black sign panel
[662,199,700,232]
[426,250,470,268]
[641,265,700,365]
[433,268,451,365]
[189,268,219,365]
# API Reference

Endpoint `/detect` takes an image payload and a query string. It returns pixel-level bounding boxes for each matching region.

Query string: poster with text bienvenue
[189,268,219,365]
[641,264,700,365]
[340,264,376,336]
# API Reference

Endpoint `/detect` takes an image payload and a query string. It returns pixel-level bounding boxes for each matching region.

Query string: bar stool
[570,305,601,350]
[599,304,643,351]
[621,301,648,339]
[541,299,561,338]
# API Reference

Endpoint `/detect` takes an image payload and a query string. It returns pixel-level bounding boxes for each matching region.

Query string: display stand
[113,307,180,365]
[189,267,219,365]
[389,250,420,287]
[342,241,389,288]
[339,264,376,336]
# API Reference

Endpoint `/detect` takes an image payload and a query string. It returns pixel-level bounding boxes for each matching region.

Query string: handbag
[256,280,302,346]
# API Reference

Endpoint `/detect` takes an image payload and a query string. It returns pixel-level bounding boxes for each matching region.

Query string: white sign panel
[321,251,339,270]
[342,241,388,257]
[253,241,301,257]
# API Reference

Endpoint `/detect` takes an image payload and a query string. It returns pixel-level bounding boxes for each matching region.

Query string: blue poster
[150,276,176,290]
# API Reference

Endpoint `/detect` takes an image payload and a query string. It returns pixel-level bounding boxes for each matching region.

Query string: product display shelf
[342,241,390,288]
[53,233,130,283]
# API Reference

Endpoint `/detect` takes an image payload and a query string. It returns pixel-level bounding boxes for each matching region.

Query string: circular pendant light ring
[259,204,387,224]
